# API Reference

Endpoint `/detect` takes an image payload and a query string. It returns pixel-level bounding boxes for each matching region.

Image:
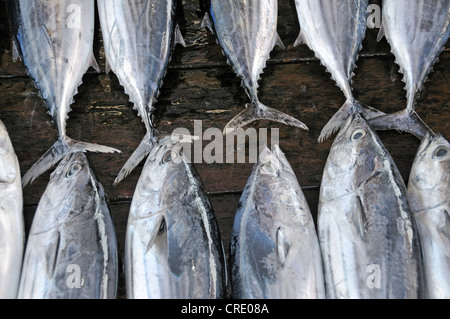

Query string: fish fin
[11,39,20,63]
[223,102,308,135]
[274,33,285,50]
[318,100,385,143]
[201,12,214,33]
[22,137,121,187]
[45,231,61,277]
[114,132,155,186]
[376,24,385,42]
[353,195,367,240]
[146,215,166,254]
[90,53,101,73]
[293,30,309,47]
[174,24,186,47]
[444,210,450,239]
[276,227,291,267]
[368,109,434,140]
[104,56,111,74]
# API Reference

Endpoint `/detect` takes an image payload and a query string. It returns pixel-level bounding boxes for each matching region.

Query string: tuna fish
[201,0,308,133]
[370,0,450,139]
[0,119,24,299]
[97,0,185,184]
[18,152,118,299]
[7,0,120,187]
[124,136,226,299]
[293,0,385,142]
[230,145,325,299]
[407,132,450,299]
[318,114,422,299]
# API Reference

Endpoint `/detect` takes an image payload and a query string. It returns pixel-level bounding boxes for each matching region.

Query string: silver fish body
[0,120,24,299]
[318,115,422,299]
[369,0,450,139]
[124,137,226,299]
[7,0,119,186]
[202,0,308,133]
[407,133,450,299]
[97,0,185,184]
[230,145,325,299]
[18,153,118,299]
[293,0,384,142]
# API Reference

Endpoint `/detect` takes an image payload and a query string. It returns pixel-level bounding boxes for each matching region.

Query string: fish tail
[113,132,155,186]
[223,101,308,135]
[22,137,121,187]
[367,109,434,140]
[318,100,386,143]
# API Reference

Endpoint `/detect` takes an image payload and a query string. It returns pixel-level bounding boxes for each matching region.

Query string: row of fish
[0,0,448,299]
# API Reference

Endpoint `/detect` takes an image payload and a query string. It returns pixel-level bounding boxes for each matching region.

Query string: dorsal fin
[201,12,214,33]
[174,24,186,47]
[274,32,285,50]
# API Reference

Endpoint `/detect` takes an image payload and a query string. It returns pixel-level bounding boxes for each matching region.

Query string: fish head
[409,132,450,193]
[134,136,192,210]
[250,145,304,217]
[325,114,385,189]
[32,152,97,232]
[0,120,18,185]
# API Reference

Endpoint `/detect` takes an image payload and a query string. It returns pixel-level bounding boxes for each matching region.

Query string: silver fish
[97,0,185,184]
[293,0,385,142]
[124,137,226,299]
[318,114,422,299]
[0,119,24,299]
[18,153,118,299]
[369,0,450,139]
[230,145,325,299]
[202,0,308,133]
[7,0,120,187]
[407,132,450,299]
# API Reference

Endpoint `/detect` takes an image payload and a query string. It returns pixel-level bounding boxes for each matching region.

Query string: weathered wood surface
[0,0,448,299]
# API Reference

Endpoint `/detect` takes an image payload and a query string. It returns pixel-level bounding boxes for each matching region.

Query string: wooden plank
[1,0,449,299]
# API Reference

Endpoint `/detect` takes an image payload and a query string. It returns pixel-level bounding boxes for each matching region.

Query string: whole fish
[0,119,24,299]
[202,0,308,133]
[293,0,385,142]
[18,152,118,299]
[124,137,226,299]
[97,0,185,184]
[318,114,422,299]
[7,0,120,187]
[369,0,450,139]
[230,145,325,299]
[407,132,450,299]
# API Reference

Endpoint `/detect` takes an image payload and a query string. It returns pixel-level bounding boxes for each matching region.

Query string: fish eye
[351,128,367,141]
[162,150,177,164]
[261,162,277,176]
[433,146,449,159]
[66,162,83,178]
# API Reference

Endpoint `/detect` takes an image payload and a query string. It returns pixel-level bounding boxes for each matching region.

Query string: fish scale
[0,119,24,299]
[98,0,186,184]
[17,152,118,299]
[407,133,450,299]
[230,145,325,299]
[318,114,422,299]
[202,0,308,134]
[7,0,120,187]
[369,0,450,139]
[293,0,386,142]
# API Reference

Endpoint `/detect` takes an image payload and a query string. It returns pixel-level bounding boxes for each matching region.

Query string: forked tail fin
[22,137,121,187]
[368,109,434,140]
[113,132,156,186]
[223,102,308,135]
[318,100,386,143]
